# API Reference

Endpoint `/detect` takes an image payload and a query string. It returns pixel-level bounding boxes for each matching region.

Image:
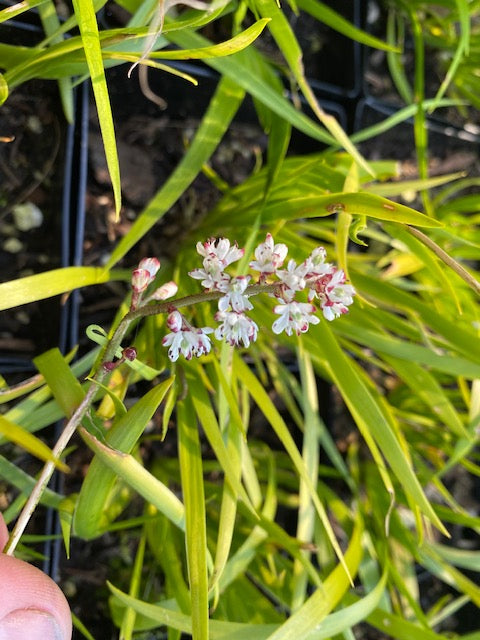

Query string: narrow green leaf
[58,494,76,558]
[233,353,352,583]
[79,428,185,530]
[386,10,412,104]
[337,317,480,378]
[127,18,270,60]
[260,192,443,227]
[429,0,470,113]
[177,395,209,640]
[0,454,63,514]
[74,378,174,538]
[266,516,363,640]
[0,266,118,311]
[354,273,480,364]
[0,0,47,22]
[37,0,74,122]
[297,0,397,51]
[120,532,146,639]
[310,320,448,535]
[0,72,8,104]
[34,348,85,418]
[0,415,68,472]
[108,582,279,639]
[71,0,121,216]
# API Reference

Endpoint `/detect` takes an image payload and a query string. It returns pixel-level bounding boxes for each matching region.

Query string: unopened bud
[167,310,183,332]
[132,268,151,293]
[138,257,160,279]
[123,346,137,361]
[103,361,118,371]
[151,281,178,301]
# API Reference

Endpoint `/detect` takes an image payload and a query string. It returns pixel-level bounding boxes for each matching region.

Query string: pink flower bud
[122,346,137,361]
[151,281,178,301]
[138,257,160,279]
[167,310,183,332]
[131,268,151,293]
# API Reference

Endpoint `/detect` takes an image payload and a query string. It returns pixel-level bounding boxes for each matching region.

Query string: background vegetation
[1,0,480,638]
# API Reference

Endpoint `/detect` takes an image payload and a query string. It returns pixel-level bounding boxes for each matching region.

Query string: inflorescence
[129,234,355,362]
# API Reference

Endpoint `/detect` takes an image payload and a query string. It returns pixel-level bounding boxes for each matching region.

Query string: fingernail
[0,608,63,640]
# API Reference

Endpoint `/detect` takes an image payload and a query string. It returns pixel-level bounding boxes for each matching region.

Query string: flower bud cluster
[129,235,355,362]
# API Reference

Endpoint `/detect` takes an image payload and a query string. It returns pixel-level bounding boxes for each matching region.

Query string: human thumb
[0,515,72,640]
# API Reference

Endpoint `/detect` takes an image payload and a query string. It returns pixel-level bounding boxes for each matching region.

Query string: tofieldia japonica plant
[127,234,355,363]
[4,232,355,559]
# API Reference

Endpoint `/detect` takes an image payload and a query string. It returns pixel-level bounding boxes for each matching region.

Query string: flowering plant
[128,234,355,363]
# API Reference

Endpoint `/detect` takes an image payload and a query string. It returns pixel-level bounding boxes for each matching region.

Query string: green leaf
[309,320,448,535]
[37,0,74,122]
[177,396,209,640]
[108,582,278,639]
[0,0,48,22]
[71,0,121,217]
[0,454,63,514]
[0,73,8,105]
[0,266,119,311]
[266,516,363,640]
[297,0,398,51]
[58,494,76,558]
[132,18,270,60]
[34,348,85,418]
[74,378,174,538]
[259,192,443,227]
[0,415,68,472]
[79,428,185,532]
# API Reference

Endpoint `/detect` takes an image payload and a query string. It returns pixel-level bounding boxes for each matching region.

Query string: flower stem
[5,281,276,554]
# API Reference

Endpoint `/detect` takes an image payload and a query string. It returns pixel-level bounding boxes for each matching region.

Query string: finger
[0,515,72,640]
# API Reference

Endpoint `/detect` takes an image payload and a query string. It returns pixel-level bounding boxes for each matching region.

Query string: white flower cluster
[129,235,355,362]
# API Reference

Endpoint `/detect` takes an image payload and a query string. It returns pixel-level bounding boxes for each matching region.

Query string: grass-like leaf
[71,0,121,217]
[0,266,120,311]
[74,378,174,538]
[178,395,209,640]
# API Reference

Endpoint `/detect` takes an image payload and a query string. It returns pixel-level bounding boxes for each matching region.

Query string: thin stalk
[5,281,278,554]
[4,382,98,555]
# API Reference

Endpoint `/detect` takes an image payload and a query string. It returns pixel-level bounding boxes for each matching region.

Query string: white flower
[217,275,253,313]
[272,300,320,336]
[275,259,308,301]
[250,233,288,274]
[304,247,327,270]
[189,258,229,291]
[196,238,244,269]
[319,269,355,320]
[162,326,213,361]
[214,311,258,348]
